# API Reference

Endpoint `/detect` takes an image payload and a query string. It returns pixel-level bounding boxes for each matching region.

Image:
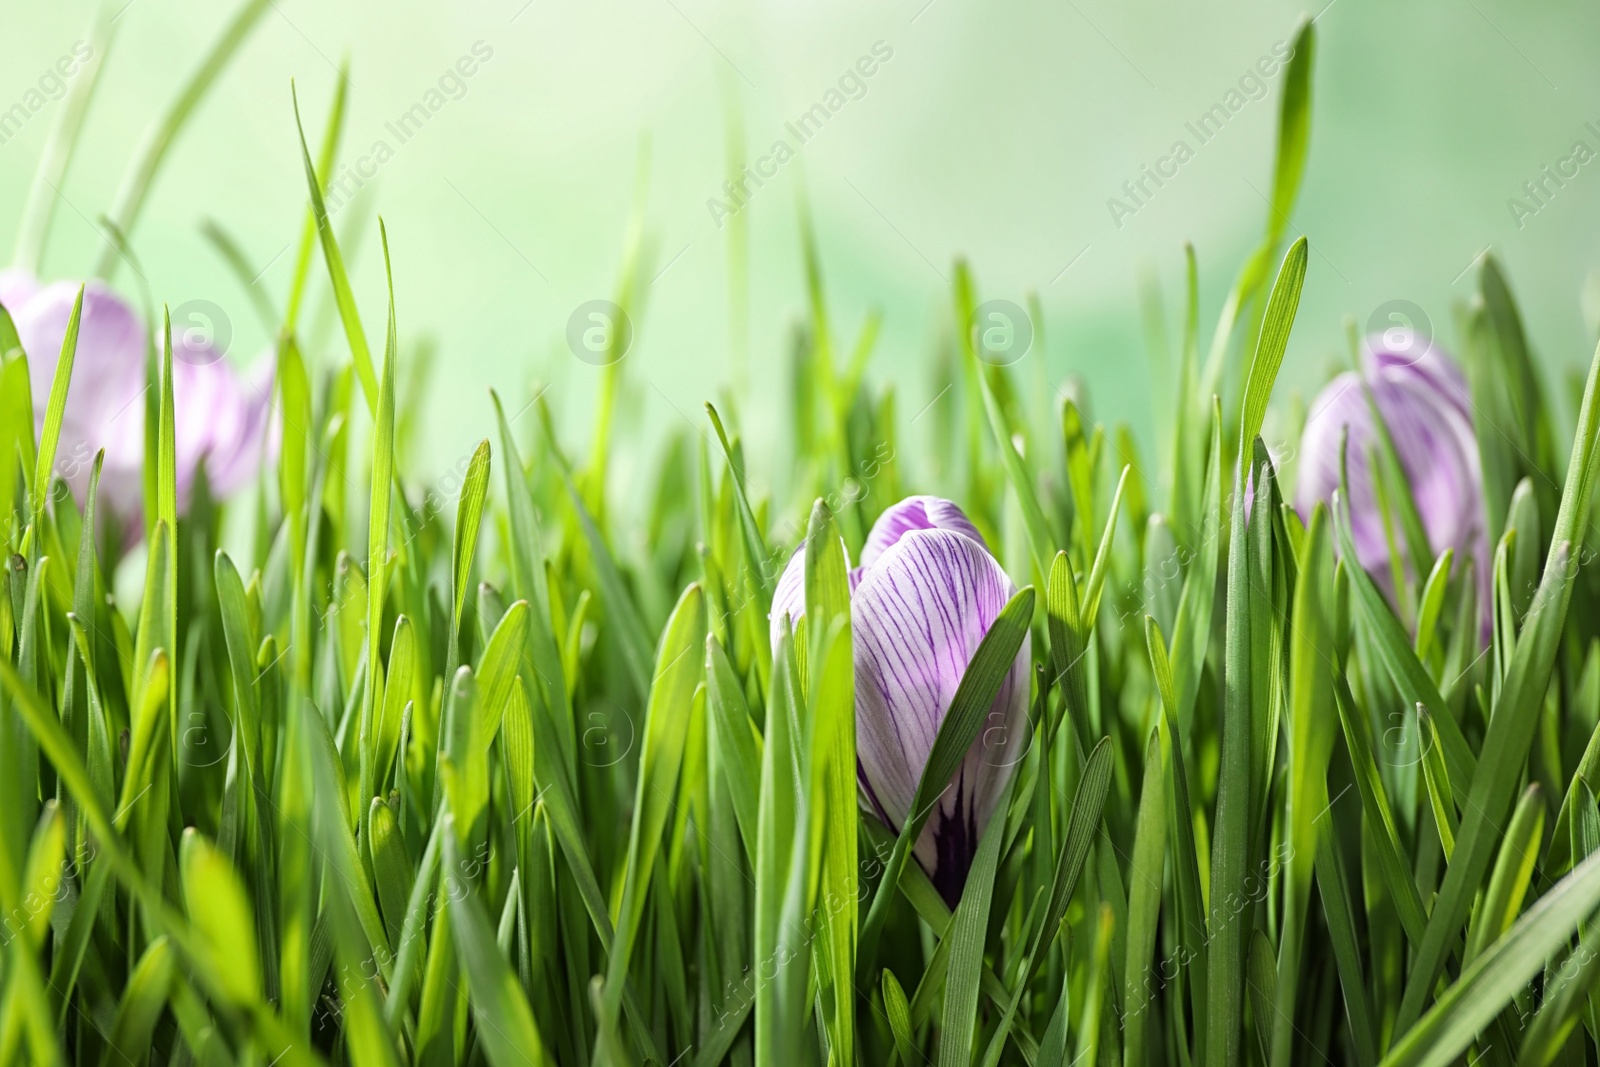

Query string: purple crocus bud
[1295,336,1486,607]
[853,528,1028,905]
[765,495,1020,899]
[6,274,275,524]
[859,493,987,568]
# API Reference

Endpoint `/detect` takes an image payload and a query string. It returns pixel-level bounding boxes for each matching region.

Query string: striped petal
[860,495,986,569]
[853,528,1028,904]
[769,545,809,653]
[766,540,860,654]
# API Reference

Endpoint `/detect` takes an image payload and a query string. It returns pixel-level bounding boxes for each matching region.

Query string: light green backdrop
[3,0,1598,495]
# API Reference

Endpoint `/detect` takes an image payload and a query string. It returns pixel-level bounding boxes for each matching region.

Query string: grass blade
[95,0,270,277]
[443,819,554,1067]
[1396,333,1600,1035]
[1273,503,1336,1067]
[937,781,1011,1067]
[1382,849,1600,1067]
[1123,730,1168,1067]
[290,80,378,410]
[603,583,706,1018]
[29,285,81,529]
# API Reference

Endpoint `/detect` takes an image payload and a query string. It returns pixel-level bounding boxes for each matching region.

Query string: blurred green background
[3,0,1599,495]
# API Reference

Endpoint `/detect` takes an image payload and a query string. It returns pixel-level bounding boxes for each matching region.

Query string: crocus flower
[1295,335,1487,614]
[0,273,275,528]
[769,495,1027,904]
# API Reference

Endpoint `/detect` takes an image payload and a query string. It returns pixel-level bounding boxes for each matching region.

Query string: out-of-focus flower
[1295,336,1486,610]
[0,268,40,312]
[768,495,1025,904]
[0,274,275,526]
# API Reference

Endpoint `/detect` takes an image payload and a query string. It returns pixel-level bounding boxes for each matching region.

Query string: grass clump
[8,10,1600,1067]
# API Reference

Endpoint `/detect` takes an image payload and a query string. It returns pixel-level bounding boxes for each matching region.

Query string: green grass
[9,8,1600,1067]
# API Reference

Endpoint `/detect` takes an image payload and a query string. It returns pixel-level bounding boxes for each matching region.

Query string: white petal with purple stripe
[852,528,1028,902]
[767,539,862,654]
[859,494,987,569]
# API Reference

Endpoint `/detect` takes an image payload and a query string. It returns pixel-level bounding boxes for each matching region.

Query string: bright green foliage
[12,10,1600,1067]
